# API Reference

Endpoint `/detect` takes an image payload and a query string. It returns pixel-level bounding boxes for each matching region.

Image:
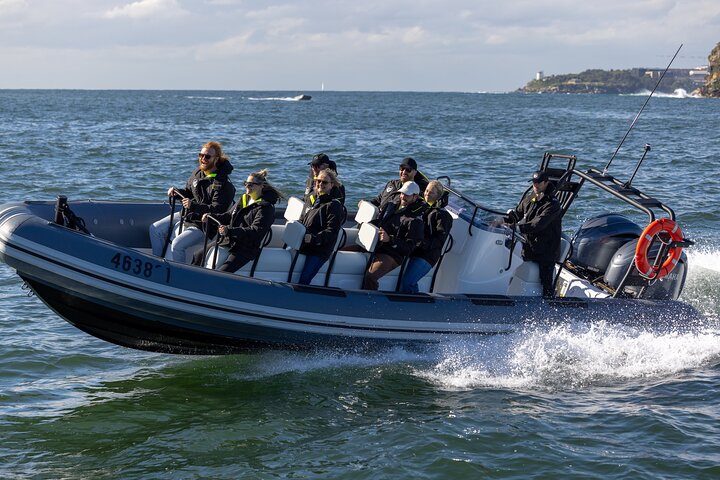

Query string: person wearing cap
[366,157,429,220]
[503,170,562,298]
[303,153,345,205]
[360,180,426,290]
[399,180,454,294]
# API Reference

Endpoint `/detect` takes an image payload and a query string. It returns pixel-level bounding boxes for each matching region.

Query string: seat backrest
[284,196,306,222]
[356,222,379,253]
[355,200,379,224]
[283,221,306,251]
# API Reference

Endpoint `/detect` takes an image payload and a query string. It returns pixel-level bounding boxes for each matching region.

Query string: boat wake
[418,321,720,390]
[247,96,309,102]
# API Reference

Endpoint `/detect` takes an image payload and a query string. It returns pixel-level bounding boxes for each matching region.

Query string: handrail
[571,168,675,222]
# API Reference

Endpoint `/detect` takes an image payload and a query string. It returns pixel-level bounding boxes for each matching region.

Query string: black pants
[218,253,253,273]
[538,262,556,298]
[191,246,252,273]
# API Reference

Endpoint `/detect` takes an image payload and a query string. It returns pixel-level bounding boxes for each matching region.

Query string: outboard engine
[604,239,688,300]
[570,214,643,276]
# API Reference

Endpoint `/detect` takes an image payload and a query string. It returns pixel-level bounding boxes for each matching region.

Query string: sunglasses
[315,179,330,186]
[198,152,215,159]
[244,181,261,187]
[400,167,413,173]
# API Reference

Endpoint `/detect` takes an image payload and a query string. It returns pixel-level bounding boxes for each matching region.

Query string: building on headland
[535,71,544,81]
[640,67,708,86]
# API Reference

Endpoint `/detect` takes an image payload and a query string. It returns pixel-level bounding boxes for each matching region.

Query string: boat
[292,94,311,101]
[0,152,702,354]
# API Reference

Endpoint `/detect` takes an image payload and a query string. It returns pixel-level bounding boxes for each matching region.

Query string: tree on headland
[700,42,720,98]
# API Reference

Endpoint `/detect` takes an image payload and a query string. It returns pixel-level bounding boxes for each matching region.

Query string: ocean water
[1,90,719,478]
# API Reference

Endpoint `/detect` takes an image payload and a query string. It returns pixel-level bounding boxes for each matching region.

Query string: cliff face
[701,42,720,98]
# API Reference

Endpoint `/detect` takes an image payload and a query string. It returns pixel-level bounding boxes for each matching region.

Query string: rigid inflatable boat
[0,153,701,354]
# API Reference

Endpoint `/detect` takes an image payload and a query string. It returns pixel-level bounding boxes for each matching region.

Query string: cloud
[103,0,187,20]
[0,0,28,21]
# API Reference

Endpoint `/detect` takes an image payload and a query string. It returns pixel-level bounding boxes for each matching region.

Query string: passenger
[366,157,429,219]
[149,141,235,263]
[346,181,425,290]
[503,170,562,298]
[198,169,281,273]
[399,180,453,294]
[303,153,346,205]
[296,169,345,285]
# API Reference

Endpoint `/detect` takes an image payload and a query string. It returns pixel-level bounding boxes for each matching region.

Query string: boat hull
[0,200,704,354]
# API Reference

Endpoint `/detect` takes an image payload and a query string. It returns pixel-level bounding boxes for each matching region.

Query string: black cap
[529,170,549,183]
[400,157,417,170]
[309,153,330,167]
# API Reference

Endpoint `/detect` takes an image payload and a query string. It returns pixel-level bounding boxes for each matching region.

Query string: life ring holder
[634,218,684,280]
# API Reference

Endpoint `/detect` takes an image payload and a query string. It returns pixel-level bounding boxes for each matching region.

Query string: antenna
[603,44,683,175]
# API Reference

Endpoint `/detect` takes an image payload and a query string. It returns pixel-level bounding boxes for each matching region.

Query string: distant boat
[292,94,312,101]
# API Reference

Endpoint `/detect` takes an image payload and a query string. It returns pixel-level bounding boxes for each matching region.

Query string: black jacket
[412,204,453,267]
[215,187,279,258]
[370,174,430,217]
[299,194,344,261]
[177,160,236,235]
[504,184,562,265]
[303,167,346,205]
[372,199,426,263]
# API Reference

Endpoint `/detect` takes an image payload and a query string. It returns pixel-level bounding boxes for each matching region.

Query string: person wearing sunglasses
[364,157,430,222]
[296,169,345,284]
[303,153,346,205]
[149,141,235,262]
[399,180,453,294]
[199,169,283,273]
[345,181,426,290]
[502,170,562,298]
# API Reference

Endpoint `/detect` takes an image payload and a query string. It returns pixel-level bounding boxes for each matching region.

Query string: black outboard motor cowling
[604,239,688,300]
[570,214,643,275]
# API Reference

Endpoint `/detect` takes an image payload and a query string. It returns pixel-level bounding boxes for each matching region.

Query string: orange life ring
[634,218,684,280]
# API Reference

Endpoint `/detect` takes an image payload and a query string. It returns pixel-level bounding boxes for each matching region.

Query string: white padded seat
[356,222,379,252]
[285,196,306,222]
[355,200,379,224]
[283,221,306,251]
[266,197,306,248]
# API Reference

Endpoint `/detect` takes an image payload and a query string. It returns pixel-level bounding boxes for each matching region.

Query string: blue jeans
[399,257,433,294]
[298,255,327,285]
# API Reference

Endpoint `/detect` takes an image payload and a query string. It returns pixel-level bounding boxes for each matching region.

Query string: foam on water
[238,347,426,380]
[419,322,720,390]
[418,246,720,391]
[681,247,720,317]
[624,88,701,99]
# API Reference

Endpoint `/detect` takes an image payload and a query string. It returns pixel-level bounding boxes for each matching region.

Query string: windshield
[444,186,505,230]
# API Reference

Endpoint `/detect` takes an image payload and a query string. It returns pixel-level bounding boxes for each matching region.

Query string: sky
[0,0,718,92]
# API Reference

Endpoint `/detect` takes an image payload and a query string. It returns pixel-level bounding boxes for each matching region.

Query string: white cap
[398,181,420,195]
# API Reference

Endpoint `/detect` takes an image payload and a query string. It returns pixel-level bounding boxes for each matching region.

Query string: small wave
[419,321,720,390]
[623,88,700,99]
[185,96,226,101]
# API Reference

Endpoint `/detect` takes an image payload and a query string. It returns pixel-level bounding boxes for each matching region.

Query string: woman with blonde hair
[296,169,345,284]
